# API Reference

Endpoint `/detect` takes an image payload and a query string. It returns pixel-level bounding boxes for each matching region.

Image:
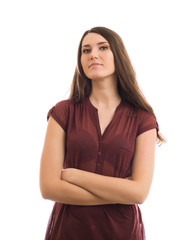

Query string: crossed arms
[40,116,156,205]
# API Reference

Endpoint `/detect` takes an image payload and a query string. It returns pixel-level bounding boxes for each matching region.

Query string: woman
[40,26,165,240]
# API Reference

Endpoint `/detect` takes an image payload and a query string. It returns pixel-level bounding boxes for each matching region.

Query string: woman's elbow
[40,179,57,200]
[40,178,65,201]
[40,181,50,199]
[136,195,146,205]
[136,188,149,204]
[41,191,48,200]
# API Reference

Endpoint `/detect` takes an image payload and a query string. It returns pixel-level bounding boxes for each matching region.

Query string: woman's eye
[100,46,108,50]
[82,49,91,53]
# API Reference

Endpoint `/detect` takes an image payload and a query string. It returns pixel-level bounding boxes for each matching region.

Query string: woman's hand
[61,168,81,184]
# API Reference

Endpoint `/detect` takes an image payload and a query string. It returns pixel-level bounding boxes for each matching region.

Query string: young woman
[40,26,165,240]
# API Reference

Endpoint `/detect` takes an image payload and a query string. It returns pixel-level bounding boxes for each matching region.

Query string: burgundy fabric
[45,98,159,240]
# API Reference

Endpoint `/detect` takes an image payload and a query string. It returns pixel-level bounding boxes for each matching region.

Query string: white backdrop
[0,0,180,239]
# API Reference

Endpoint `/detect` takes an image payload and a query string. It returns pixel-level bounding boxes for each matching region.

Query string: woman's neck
[89,77,121,108]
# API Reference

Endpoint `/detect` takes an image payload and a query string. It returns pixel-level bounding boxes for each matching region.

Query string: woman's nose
[91,55,98,60]
[90,49,98,59]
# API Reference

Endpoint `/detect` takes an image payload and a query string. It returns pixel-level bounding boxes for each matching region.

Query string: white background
[0,0,180,239]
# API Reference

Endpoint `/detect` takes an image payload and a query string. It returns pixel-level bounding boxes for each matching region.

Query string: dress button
[98,152,101,155]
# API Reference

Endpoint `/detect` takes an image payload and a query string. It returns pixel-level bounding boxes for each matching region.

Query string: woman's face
[81,33,115,81]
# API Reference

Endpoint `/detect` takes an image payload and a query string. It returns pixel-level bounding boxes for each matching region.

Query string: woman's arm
[62,129,157,205]
[39,116,115,206]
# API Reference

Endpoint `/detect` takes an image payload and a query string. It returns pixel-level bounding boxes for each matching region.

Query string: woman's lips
[89,63,103,68]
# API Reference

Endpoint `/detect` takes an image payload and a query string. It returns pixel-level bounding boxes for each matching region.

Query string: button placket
[96,138,103,172]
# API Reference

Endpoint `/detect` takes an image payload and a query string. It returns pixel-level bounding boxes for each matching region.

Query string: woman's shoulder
[136,107,159,136]
[123,101,158,136]
[52,97,88,114]
[47,98,78,131]
[123,101,155,119]
[52,98,80,112]
[54,98,75,108]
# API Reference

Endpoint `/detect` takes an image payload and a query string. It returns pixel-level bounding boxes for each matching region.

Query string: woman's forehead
[82,33,108,47]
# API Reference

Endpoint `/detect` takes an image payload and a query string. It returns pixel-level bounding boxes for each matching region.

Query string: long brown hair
[69,26,165,144]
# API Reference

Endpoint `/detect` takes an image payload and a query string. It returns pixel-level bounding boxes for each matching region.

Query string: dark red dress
[45,97,159,240]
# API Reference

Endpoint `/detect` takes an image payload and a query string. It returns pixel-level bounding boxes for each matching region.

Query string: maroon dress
[45,97,159,240]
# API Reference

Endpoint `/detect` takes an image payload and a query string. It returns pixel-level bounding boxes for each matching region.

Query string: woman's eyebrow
[82,41,109,48]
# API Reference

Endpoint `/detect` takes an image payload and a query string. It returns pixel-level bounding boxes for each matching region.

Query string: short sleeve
[47,99,70,132]
[136,109,159,137]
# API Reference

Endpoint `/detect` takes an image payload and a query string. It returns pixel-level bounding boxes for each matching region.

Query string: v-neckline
[86,97,123,138]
